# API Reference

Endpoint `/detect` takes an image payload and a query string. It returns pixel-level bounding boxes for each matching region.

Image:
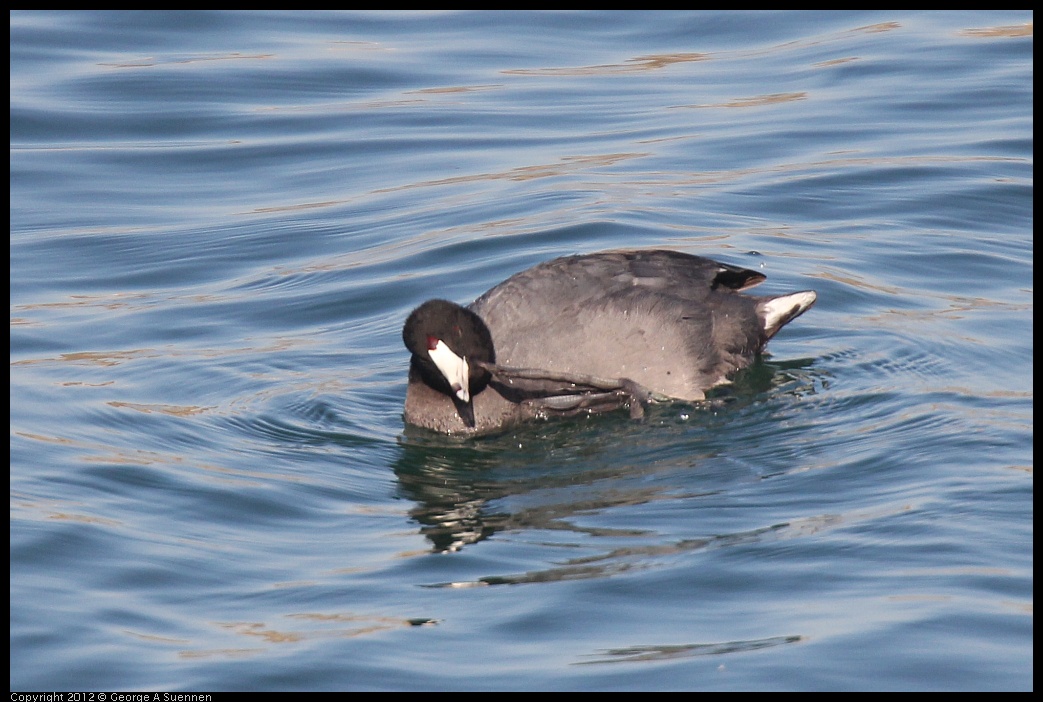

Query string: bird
[403,249,816,435]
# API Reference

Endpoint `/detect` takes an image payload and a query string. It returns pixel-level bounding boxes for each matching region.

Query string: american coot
[403,249,817,435]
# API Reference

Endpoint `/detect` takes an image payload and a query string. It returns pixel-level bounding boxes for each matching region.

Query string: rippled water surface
[10,11,1032,691]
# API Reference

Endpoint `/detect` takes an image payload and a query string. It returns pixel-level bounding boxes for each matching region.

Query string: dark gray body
[404,250,816,435]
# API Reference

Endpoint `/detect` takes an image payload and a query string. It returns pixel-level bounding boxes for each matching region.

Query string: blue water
[10,11,1032,691]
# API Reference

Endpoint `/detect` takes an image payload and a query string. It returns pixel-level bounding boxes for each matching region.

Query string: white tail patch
[762,291,817,338]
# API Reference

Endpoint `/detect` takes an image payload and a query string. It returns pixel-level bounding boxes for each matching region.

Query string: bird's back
[469,250,772,401]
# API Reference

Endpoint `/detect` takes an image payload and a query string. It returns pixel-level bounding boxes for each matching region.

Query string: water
[10,10,1032,691]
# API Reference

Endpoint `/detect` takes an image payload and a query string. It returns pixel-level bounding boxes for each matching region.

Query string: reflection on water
[394,355,823,557]
[577,635,804,665]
